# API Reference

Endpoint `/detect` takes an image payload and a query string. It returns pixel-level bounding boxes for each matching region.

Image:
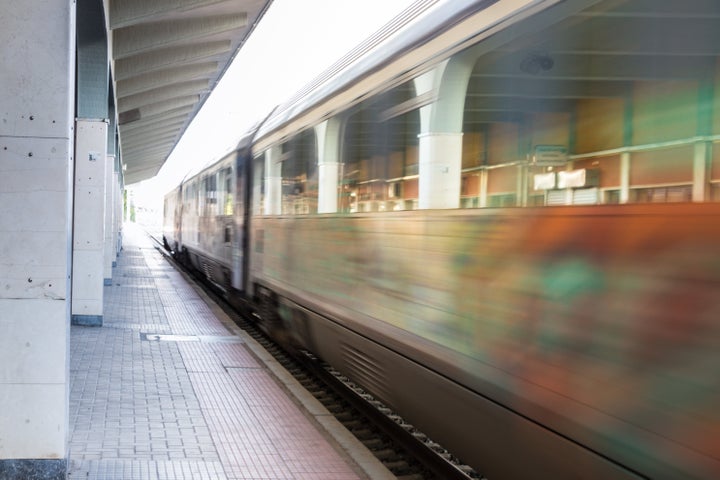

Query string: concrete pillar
[316,119,342,214]
[415,56,474,209]
[72,120,108,326]
[692,142,710,202]
[115,161,123,258]
[264,146,282,215]
[418,132,464,209]
[620,152,630,204]
[107,107,121,266]
[694,80,713,202]
[0,2,75,479]
[103,155,116,283]
[114,167,122,263]
[74,0,111,315]
[620,95,633,204]
[479,169,489,208]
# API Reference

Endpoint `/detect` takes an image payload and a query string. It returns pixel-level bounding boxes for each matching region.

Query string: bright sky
[131,0,418,218]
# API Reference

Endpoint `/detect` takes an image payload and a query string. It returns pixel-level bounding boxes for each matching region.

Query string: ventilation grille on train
[202,262,213,282]
[340,342,390,402]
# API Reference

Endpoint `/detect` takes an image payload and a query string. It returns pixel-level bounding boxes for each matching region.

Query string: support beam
[112,15,248,59]
[110,0,238,29]
[113,41,232,80]
[0,2,75,478]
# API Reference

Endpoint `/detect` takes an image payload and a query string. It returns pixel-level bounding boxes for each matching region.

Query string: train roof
[252,0,495,147]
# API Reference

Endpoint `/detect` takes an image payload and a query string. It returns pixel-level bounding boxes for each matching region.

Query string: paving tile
[68,224,365,479]
[213,342,262,369]
[177,342,226,373]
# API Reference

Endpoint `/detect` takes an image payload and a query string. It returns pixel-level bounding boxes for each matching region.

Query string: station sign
[532,145,568,166]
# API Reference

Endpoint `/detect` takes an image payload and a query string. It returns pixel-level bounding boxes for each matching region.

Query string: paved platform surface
[68,223,390,480]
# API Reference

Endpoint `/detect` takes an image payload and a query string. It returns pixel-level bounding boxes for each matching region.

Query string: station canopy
[109,0,273,184]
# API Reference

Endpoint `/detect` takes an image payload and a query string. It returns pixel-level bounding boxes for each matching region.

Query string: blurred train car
[163,150,247,291]
[164,0,720,478]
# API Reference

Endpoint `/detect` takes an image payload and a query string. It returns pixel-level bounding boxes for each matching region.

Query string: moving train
[163,0,720,478]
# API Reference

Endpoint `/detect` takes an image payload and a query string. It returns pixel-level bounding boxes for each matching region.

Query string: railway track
[150,235,484,480]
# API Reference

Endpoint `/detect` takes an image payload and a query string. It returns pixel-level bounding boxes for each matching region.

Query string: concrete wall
[0,1,75,478]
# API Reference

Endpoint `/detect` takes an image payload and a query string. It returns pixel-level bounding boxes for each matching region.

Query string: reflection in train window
[252,155,265,216]
[219,167,233,216]
[281,129,317,215]
[456,1,718,207]
[341,80,420,213]
[253,0,720,213]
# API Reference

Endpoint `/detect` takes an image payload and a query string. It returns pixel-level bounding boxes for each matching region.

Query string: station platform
[67,223,391,480]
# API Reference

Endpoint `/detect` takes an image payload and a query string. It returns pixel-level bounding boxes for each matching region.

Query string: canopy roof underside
[109,0,272,184]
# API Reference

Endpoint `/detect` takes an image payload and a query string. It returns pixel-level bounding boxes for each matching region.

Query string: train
[163,0,720,478]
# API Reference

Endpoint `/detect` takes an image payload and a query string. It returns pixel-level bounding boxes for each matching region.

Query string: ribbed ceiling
[108,0,272,184]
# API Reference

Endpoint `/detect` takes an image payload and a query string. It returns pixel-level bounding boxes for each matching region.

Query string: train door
[232,149,251,292]
[219,166,234,268]
[174,185,183,250]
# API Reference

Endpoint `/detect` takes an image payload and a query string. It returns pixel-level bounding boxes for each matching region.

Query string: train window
[197,180,203,215]
[195,172,218,216]
[255,0,719,211]
[225,171,233,215]
[203,174,217,216]
[712,184,720,201]
[184,182,198,216]
[631,186,692,204]
[218,167,233,216]
[604,190,621,205]
[252,155,265,215]
[487,194,517,208]
[280,129,317,215]
[450,0,720,207]
[341,80,420,213]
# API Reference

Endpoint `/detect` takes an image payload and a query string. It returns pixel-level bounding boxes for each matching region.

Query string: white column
[415,57,473,210]
[0,1,74,477]
[693,141,709,202]
[316,120,341,214]
[103,155,115,284]
[114,168,123,258]
[112,168,119,263]
[264,146,282,215]
[479,169,489,208]
[620,151,630,204]
[72,120,108,326]
[418,132,464,209]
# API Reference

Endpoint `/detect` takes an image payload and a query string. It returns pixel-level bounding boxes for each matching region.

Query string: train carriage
[164,0,720,478]
[169,152,239,290]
